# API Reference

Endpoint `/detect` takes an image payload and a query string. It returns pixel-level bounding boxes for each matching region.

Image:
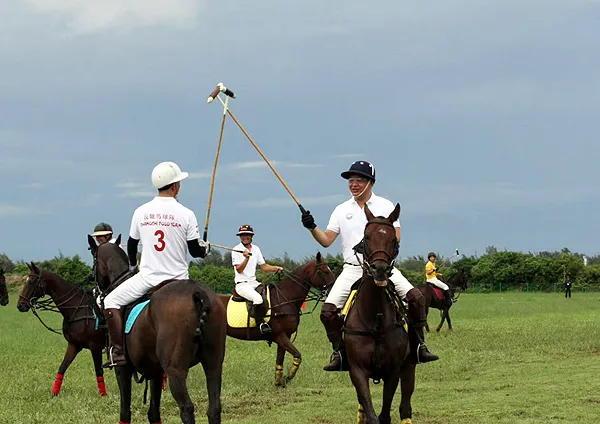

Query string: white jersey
[129,196,199,285]
[326,193,400,265]
[231,243,266,284]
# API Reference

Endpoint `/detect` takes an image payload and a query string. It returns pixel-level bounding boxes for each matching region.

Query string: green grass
[1,292,599,423]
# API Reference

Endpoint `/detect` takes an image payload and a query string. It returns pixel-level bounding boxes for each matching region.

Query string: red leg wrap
[119,421,130,424]
[51,373,64,396]
[97,376,107,396]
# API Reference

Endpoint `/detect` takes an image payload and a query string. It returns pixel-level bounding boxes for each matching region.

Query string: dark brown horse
[0,267,8,306]
[344,204,415,424]
[218,252,335,387]
[418,270,468,332]
[95,241,226,424]
[16,262,107,397]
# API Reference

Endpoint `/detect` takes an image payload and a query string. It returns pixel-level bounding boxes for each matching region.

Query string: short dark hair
[158,182,175,192]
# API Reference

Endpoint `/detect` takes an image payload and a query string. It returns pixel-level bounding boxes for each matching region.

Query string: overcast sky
[1,0,599,264]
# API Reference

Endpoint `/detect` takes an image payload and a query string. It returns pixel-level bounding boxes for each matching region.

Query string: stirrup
[259,322,272,335]
[103,346,126,369]
[323,351,344,371]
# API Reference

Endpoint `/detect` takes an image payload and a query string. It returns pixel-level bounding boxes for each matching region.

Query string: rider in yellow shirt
[425,252,452,306]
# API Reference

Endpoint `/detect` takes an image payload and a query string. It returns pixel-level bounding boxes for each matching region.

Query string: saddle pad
[431,286,445,302]
[226,288,271,328]
[341,289,358,318]
[125,300,150,334]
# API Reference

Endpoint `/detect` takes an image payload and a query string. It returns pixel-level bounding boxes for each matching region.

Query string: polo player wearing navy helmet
[300,160,439,370]
[231,224,283,334]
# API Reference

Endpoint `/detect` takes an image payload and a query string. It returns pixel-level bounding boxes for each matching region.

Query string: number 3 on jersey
[154,229,166,252]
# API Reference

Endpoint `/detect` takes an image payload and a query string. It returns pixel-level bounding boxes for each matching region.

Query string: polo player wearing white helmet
[102,161,209,367]
[300,160,439,371]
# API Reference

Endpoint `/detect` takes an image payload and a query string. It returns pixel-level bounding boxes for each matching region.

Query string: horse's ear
[364,204,375,222]
[115,234,122,246]
[316,252,322,263]
[30,262,39,273]
[388,203,401,223]
[88,235,97,255]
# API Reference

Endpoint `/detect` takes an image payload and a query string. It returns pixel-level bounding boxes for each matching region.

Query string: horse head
[95,241,129,290]
[306,252,336,291]
[17,262,46,312]
[0,267,8,306]
[363,203,401,287]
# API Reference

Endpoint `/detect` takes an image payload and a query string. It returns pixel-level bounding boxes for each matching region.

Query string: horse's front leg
[52,342,81,396]
[147,375,163,424]
[115,366,133,424]
[378,370,401,424]
[424,307,430,332]
[349,367,378,424]
[398,364,416,423]
[274,333,302,384]
[91,347,107,396]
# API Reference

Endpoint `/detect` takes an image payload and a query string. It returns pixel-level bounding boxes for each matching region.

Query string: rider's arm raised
[310,228,338,247]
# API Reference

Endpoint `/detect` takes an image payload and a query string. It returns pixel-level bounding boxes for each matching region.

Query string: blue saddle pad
[125,300,150,334]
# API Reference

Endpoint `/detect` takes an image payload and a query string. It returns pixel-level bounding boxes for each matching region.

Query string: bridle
[19,270,94,335]
[359,219,399,280]
[268,261,334,314]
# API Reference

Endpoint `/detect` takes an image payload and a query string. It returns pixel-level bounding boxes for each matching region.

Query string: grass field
[1,291,599,423]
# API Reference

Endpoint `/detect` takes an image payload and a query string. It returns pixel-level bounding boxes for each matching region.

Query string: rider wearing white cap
[300,160,439,370]
[231,224,283,334]
[102,161,210,367]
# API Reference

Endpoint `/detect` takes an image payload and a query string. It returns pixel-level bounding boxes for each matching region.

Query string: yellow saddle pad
[226,287,272,328]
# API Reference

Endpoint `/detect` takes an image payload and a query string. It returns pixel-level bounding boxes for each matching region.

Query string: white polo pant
[325,264,414,309]
[236,281,263,305]
[104,273,156,309]
[427,277,449,291]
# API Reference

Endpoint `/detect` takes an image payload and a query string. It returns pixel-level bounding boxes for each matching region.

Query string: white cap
[151,161,189,190]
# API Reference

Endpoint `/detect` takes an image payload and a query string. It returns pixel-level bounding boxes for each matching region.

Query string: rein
[21,272,96,335]
[264,266,331,316]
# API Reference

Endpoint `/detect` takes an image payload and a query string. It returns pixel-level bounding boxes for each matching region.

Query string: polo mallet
[211,242,251,256]
[202,83,236,242]
[207,83,307,214]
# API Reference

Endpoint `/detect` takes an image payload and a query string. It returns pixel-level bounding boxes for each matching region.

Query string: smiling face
[347,176,372,198]
[239,234,253,246]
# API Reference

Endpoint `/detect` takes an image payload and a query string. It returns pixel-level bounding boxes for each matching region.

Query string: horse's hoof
[400,419,412,424]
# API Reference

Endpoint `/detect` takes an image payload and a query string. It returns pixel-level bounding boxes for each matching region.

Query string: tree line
[1,247,598,294]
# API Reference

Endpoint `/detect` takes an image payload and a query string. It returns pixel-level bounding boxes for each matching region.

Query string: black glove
[301,209,317,230]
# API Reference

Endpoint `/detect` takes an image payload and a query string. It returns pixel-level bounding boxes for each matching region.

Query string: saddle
[427,283,445,303]
[226,284,272,328]
[121,279,178,334]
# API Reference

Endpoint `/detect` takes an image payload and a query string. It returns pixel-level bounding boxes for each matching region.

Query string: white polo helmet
[151,161,189,190]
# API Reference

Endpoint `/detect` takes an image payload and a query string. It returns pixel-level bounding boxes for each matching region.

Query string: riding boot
[444,290,453,308]
[251,303,272,335]
[103,308,127,368]
[405,288,439,364]
[320,303,347,371]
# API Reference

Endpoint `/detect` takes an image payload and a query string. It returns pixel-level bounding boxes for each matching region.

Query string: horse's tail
[192,288,211,341]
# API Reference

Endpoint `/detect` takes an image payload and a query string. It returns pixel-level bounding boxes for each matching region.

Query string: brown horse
[16,262,107,397]
[95,241,226,424]
[0,267,8,306]
[218,252,335,387]
[344,204,415,424]
[418,270,468,332]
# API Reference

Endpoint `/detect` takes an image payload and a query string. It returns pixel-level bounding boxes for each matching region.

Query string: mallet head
[207,82,236,103]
